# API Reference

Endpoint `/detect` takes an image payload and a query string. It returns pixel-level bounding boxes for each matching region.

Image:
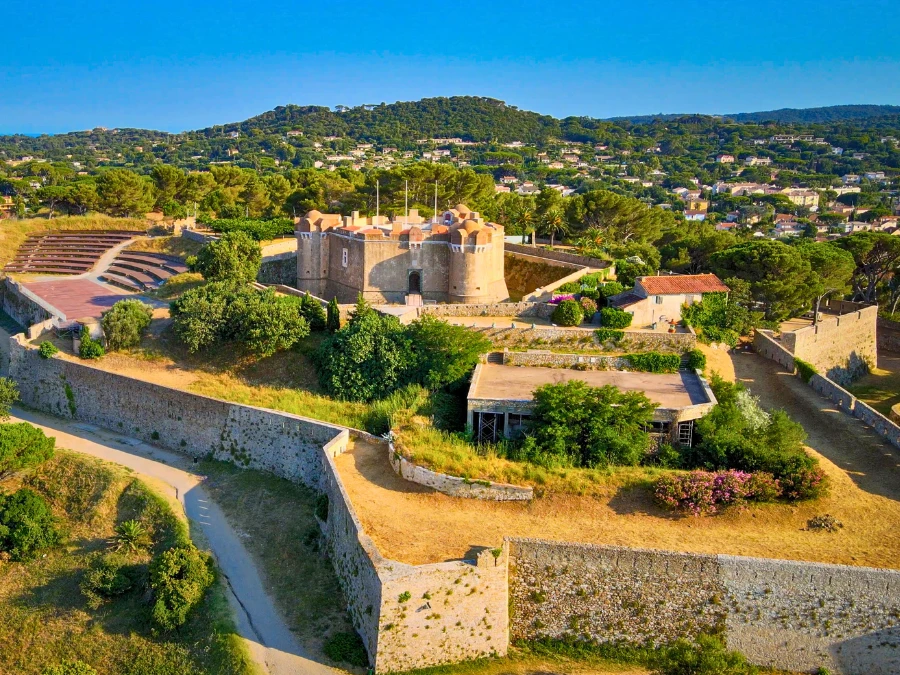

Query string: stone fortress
[295,204,509,304]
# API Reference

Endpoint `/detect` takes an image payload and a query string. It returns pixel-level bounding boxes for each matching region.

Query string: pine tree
[326,297,341,333]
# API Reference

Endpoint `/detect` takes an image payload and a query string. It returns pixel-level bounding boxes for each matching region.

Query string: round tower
[449,221,494,303]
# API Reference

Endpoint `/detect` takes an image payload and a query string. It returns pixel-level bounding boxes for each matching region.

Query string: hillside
[727,104,900,124]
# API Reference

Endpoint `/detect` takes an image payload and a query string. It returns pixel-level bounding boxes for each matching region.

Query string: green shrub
[0,422,56,479]
[599,307,633,328]
[326,297,341,332]
[551,299,584,327]
[314,494,329,521]
[795,358,817,383]
[78,334,105,359]
[42,661,98,675]
[681,291,753,348]
[626,352,681,373]
[596,281,625,304]
[81,553,136,609]
[323,631,369,667]
[595,328,624,344]
[198,216,294,241]
[149,545,214,630]
[0,377,18,420]
[511,380,655,468]
[687,349,707,371]
[0,488,60,560]
[38,341,59,359]
[300,292,327,331]
[101,299,153,350]
[657,635,759,674]
[112,519,151,553]
[556,281,581,293]
[579,286,600,300]
[188,230,262,282]
[579,297,598,318]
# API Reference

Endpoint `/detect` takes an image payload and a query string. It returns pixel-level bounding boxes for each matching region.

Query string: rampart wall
[504,244,613,270]
[753,329,796,370]
[1,277,56,336]
[257,251,298,286]
[780,305,877,385]
[510,539,900,675]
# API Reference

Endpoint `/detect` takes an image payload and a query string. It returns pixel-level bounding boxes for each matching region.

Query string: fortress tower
[294,204,509,304]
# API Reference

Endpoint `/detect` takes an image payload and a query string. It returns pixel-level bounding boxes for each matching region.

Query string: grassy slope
[126,236,203,259]
[0,450,256,675]
[0,214,147,270]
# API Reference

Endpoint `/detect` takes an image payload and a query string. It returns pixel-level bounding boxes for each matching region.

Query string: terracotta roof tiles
[637,274,729,295]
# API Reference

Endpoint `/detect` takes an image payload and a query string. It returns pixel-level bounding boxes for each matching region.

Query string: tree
[516,381,656,468]
[300,292,327,331]
[150,165,187,207]
[170,282,234,352]
[95,169,154,217]
[326,297,341,332]
[0,423,55,479]
[709,240,818,320]
[564,190,673,244]
[405,315,492,390]
[188,231,262,283]
[539,206,569,248]
[315,301,412,402]
[835,232,900,303]
[101,299,153,350]
[0,488,60,560]
[681,292,753,347]
[797,242,855,322]
[229,290,310,357]
[658,222,736,274]
[0,378,18,420]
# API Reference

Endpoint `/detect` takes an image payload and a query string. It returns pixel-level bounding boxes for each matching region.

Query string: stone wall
[510,539,900,675]
[257,251,298,286]
[415,302,556,319]
[504,243,613,270]
[522,267,597,302]
[753,329,796,371]
[1,277,56,335]
[781,305,877,385]
[877,317,900,352]
[502,350,631,369]
[388,443,533,501]
[483,325,696,351]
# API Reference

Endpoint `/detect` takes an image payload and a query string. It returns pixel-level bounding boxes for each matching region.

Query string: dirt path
[336,438,900,568]
[9,406,340,675]
[732,347,900,502]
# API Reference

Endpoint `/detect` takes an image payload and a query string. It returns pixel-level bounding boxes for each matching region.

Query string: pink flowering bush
[778,465,826,500]
[655,470,781,516]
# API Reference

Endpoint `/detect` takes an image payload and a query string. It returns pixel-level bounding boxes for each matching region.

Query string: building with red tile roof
[609,274,729,328]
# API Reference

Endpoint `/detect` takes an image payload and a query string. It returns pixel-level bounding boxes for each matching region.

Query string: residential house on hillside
[716,154,735,163]
[744,156,772,166]
[608,274,729,328]
[781,188,819,209]
[684,210,707,221]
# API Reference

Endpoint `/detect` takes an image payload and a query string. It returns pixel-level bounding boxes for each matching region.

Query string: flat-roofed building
[466,362,717,446]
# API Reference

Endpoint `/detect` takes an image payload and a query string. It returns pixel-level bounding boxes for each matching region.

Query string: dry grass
[847,351,900,416]
[126,235,204,259]
[148,272,206,300]
[197,459,362,670]
[0,449,256,675]
[0,214,147,270]
[337,437,900,568]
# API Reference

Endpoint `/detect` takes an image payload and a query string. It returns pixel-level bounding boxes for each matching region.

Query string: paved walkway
[9,406,339,675]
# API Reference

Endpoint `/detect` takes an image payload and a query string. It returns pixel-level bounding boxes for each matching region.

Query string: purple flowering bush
[655,470,781,516]
[549,294,576,305]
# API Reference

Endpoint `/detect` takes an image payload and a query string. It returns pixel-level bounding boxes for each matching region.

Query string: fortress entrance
[408,270,422,294]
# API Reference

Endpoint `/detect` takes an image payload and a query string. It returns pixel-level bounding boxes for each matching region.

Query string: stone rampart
[415,302,556,320]
[781,306,877,385]
[809,373,856,413]
[388,443,533,501]
[510,539,900,675]
[1,277,56,335]
[504,244,613,270]
[877,317,900,352]
[502,350,631,369]
[257,251,298,286]
[753,329,796,371]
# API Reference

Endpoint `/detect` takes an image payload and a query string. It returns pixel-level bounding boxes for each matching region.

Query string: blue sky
[2,0,899,134]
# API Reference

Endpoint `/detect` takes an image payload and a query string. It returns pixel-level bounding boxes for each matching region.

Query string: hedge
[686,349,707,371]
[198,216,294,241]
[551,299,584,327]
[599,307,633,329]
[795,358,817,383]
[595,328,624,344]
[626,352,681,373]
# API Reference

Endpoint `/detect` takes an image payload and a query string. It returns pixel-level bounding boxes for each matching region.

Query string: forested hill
[727,105,900,124]
[207,97,562,144]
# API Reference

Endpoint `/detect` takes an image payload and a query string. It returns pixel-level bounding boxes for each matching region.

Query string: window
[341,248,348,267]
[655,296,664,304]
[648,421,671,436]
[507,413,531,439]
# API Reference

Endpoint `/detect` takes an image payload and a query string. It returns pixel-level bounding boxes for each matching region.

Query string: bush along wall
[625,352,681,373]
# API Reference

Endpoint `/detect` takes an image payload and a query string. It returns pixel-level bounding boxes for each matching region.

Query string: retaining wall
[510,539,900,675]
[388,443,533,501]
[504,244,613,270]
[877,316,900,352]
[414,302,555,320]
[1,277,56,336]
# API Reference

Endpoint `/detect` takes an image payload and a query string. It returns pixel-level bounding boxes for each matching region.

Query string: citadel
[295,203,509,304]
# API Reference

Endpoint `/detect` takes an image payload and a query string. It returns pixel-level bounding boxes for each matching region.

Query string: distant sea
[0,132,46,136]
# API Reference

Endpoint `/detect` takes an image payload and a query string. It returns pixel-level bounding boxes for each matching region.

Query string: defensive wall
[1,277,56,337]
[257,250,298,286]
[8,335,900,674]
[779,303,878,385]
[6,335,509,673]
[504,243,612,270]
[754,329,900,451]
[511,539,900,675]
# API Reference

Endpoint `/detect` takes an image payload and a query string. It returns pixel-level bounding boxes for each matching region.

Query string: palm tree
[540,207,570,248]
[512,203,536,246]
